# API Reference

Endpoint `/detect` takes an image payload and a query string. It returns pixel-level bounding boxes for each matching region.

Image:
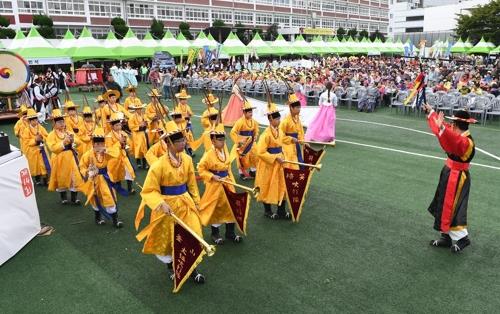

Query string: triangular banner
[284,168,313,223]
[303,145,325,167]
[172,222,206,293]
[223,185,250,235]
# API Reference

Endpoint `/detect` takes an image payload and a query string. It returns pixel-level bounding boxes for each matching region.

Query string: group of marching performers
[14,82,326,290]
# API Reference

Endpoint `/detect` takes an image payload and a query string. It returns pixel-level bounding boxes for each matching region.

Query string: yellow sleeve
[21,128,37,147]
[128,115,140,132]
[230,120,240,144]
[79,152,90,178]
[186,156,201,205]
[253,119,260,140]
[140,162,166,211]
[197,151,214,183]
[47,132,65,153]
[40,126,49,139]
[280,120,294,145]
[119,104,131,119]
[298,122,305,141]
[256,131,278,164]
[14,121,22,137]
[106,146,120,158]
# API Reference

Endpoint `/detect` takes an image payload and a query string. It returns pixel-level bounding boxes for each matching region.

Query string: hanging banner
[152,51,176,70]
[303,145,326,166]
[223,185,250,235]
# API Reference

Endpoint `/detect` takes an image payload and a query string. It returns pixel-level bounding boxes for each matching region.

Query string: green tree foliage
[32,14,55,38]
[336,27,346,40]
[0,15,15,39]
[111,17,128,39]
[0,15,9,27]
[455,0,500,45]
[235,22,248,44]
[265,23,278,41]
[212,19,226,28]
[358,30,369,39]
[179,22,193,40]
[150,18,165,39]
[370,30,386,42]
[347,28,358,39]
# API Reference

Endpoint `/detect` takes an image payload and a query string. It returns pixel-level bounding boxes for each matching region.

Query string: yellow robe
[79,148,120,208]
[198,147,236,226]
[123,96,142,112]
[177,103,193,120]
[105,130,136,182]
[21,124,49,176]
[78,120,95,157]
[14,118,29,153]
[95,107,106,128]
[201,107,217,130]
[65,115,84,137]
[145,140,167,166]
[102,103,130,133]
[145,102,169,122]
[137,153,202,256]
[128,112,149,159]
[230,116,259,170]
[279,114,305,170]
[254,126,286,205]
[147,119,162,145]
[46,129,84,191]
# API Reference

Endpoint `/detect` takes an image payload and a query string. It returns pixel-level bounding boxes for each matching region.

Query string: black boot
[190,268,205,284]
[225,223,242,243]
[70,191,81,205]
[34,175,41,185]
[142,158,149,169]
[127,180,136,195]
[451,236,471,253]
[249,170,256,178]
[277,201,291,220]
[430,233,452,248]
[94,211,105,225]
[111,213,123,228]
[264,203,277,220]
[136,158,142,168]
[211,226,224,245]
[41,176,48,186]
[167,262,174,281]
[60,191,68,204]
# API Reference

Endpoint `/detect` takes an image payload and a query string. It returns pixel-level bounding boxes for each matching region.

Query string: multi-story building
[0,0,389,39]
[389,0,492,45]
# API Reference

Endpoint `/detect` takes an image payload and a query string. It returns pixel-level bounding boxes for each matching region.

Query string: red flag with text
[223,185,250,234]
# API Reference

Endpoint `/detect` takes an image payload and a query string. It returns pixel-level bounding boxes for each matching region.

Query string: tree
[179,22,193,40]
[111,17,128,39]
[211,19,226,42]
[235,22,248,44]
[0,16,15,39]
[359,30,369,39]
[370,29,386,42]
[347,28,358,39]
[212,19,225,28]
[336,27,346,40]
[455,0,500,45]
[32,14,55,38]
[265,23,278,41]
[150,18,165,39]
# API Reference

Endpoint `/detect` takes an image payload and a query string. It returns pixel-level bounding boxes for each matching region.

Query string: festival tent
[246,32,273,56]
[103,31,121,51]
[450,38,469,54]
[142,32,159,52]
[119,29,155,59]
[325,36,340,54]
[269,34,290,56]
[393,38,405,55]
[468,37,495,54]
[464,38,474,50]
[336,38,352,55]
[8,30,26,50]
[310,36,328,55]
[290,34,311,55]
[220,32,247,56]
[490,45,500,55]
[368,38,383,55]
[207,33,219,48]
[71,27,116,61]
[158,30,188,57]
[403,38,419,56]
[380,37,395,54]
[57,30,77,51]
[345,37,360,54]
[15,27,70,65]
[191,31,213,49]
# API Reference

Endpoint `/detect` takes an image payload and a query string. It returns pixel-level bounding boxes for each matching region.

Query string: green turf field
[1,86,500,313]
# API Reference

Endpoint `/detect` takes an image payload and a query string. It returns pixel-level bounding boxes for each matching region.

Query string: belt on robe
[160,184,188,195]
[286,132,304,169]
[267,147,282,154]
[63,144,80,167]
[239,131,255,156]
[210,170,229,178]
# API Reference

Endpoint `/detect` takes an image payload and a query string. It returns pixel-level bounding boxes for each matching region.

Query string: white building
[389,0,492,44]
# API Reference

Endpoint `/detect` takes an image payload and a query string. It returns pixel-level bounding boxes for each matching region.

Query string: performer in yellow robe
[79,106,95,157]
[136,120,205,283]
[192,108,220,153]
[94,95,107,128]
[144,131,167,166]
[64,100,85,156]
[21,109,50,185]
[79,127,125,228]
[105,112,136,194]
[102,89,130,133]
[123,85,142,112]
[170,109,195,157]
[280,94,306,170]
[46,109,84,204]
[200,93,219,130]
[254,103,290,220]
[145,89,169,122]
[230,101,259,180]
[14,105,29,153]
[175,88,194,134]
[127,103,150,169]
[198,124,242,244]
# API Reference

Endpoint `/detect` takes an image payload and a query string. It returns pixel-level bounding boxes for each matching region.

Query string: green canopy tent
[71,27,116,61]
[290,34,311,55]
[158,30,189,57]
[103,31,121,51]
[15,27,70,65]
[269,34,290,56]
[310,36,328,55]
[380,37,395,54]
[7,30,26,50]
[57,30,76,52]
[220,32,247,56]
[393,38,405,55]
[450,38,469,54]
[468,37,494,54]
[247,32,273,56]
[119,29,155,59]
[191,31,213,49]
[490,45,500,55]
[325,36,341,55]
[206,33,218,48]
[142,31,159,52]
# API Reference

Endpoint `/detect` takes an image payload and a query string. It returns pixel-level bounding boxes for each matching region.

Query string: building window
[88,1,121,17]
[292,0,304,8]
[369,23,378,32]
[212,10,233,24]
[405,27,423,33]
[234,12,253,25]
[336,3,347,14]
[256,13,273,25]
[17,0,44,14]
[321,19,335,29]
[47,0,85,16]
[406,15,424,21]
[274,0,290,7]
[309,0,321,10]
[347,4,358,15]
[274,14,290,27]
[185,7,208,22]
[359,22,368,30]
[157,5,183,21]
[359,6,369,16]
[291,17,306,27]
[346,21,358,29]
[127,3,153,19]
[255,0,273,4]
[322,2,334,12]
[0,1,13,14]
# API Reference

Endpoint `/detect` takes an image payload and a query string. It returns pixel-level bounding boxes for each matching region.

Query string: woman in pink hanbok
[305,81,336,142]
[222,81,244,127]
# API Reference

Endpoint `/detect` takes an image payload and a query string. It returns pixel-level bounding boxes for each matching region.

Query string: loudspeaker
[0,132,11,156]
